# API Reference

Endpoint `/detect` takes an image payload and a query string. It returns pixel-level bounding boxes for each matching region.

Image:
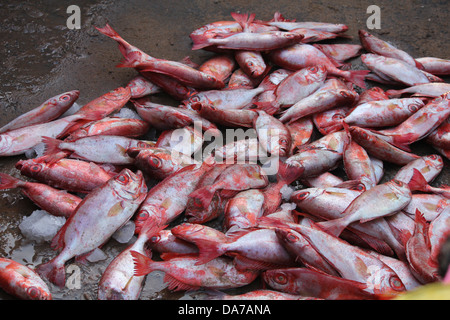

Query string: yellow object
[394,283,450,300]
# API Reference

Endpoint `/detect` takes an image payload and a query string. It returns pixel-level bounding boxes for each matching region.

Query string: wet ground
[0,0,448,300]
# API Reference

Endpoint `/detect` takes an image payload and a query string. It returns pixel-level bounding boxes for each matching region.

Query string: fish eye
[117,174,129,184]
[137,141,150,148]
[309,66,318,73]
[351,183,366,192]
[340,90,350,98]
[286,232,299,242]
[31,164,42,172]
[150,235,161,243]
[332,114,344,120]
[148,157,162,168]
[295,191,309,201]
[60,94,70,101]
[274,272,288,285]
[407,104,420,112]
[27,286,41,299]
[429,154,438,160]
[392,179,403,186]
[389,276,404,291]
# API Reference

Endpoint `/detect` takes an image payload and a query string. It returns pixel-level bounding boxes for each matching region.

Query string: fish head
[0,134,13,155]
[306,65,328,82]
[423,154,444,171]
[291,189,315,203]
[111,168,147,202]
[369,268,406,297]
[58,90,80,104]
[15,159,46,177]
[274,227,303,247]
[262,268,295,292]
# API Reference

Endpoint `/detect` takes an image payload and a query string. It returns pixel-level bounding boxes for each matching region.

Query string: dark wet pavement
[0,0,448,300]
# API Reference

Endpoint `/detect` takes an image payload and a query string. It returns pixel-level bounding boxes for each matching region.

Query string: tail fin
[130,250,154,276]
[408,168,429,192]
[277,160,304,185]
[192,40,213,51]
[193,237,225,265]
[253,100,280,116]
[116,50,144,68]
[316,218,348,237]
[188,186,217,211]
[344,70,370,89]
[41,136,63,156]
[231,12,255,31]
[0,173,23,190]
[35,259,66,288]
[95,24,130,58]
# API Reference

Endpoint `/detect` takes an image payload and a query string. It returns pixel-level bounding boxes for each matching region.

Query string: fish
[343,139,378,190]
[416,57,450,75]
[127,146,198,180]
[313,106,350,135]
[286,117,314,155]
[0,258,52,300]
[182,87,264,111]
[256,65,327,115]
[131,98,220,135]
[318,179,412,237]
[266,218,406,295]
[192,13,304,51]
[0,114,96,157]
[194,104,258,128]
[223,189,265,231]
[406,210,441,284]
[0,172,81,218]
[263,267,376,300]
[266,12,349,33]
[198,54,237,82]
[235,50,267,78]
[408,168,450,199]
[254,110,291,157]
[0,90,80,134]
[279,80,358,124]
[359,30,424,69]
[361,53,430,87]
[139,71,198,101]
[394,155,444,185]
[188,164,269,210]
[96,24,224,90]
[98,221,165,300]
[356,86,389,105]
[426,117,450,149]
[131,253,259,291]
[403,194,449,221]
[385,83,450,98]
[16,157,114,193]
[313,43,363,65]
[66,117,150,141]
[348,126,420,165]
[376,92,450,147]
[147,229,199,256]
[343,98,426,128]
[42,135,153,165]
[134,163,213,234]
[269,43,369,88]
[126,75,161,99]
[35,169,147,287]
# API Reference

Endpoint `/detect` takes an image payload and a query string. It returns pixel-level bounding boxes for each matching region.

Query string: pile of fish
[0,11,449,300]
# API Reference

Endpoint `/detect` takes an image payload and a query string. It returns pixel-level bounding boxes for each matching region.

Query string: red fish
[416,57,450,75]
[198,54,237,82]
[269,44,369,88]
[126,75,161,99]
[16,157,114,193]
[0,172,81,218]
[0,90,79,133]
[36,169,147,287]
[0,258,52,300]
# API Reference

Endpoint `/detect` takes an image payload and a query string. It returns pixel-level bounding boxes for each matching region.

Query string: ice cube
[112,221,135,244]
[280,184,295,201]
[86,248,107,263]
[19,210,66,243]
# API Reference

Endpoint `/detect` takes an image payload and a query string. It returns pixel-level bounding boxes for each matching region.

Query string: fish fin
[192,40,213,51]
[41,136,63,156]
[140,221,168,241]
[231,12,256,30]
[344,69,370,89]
[253,100,280,116]
[384,89,404,98]
[408,168,429,192]
[130,250,153,276]
[414,59,425,70]
[0,173,22,190]
[233,255,290,271]
[188,186,217,211]
[95,24,130,59]
[35,258,66,288]
[316,218,347,237]
[164,274,199,291]
[193,236,225,266]
[346,228,395,256]
[277,160,305,184]
[390,133,416,149]
[116,50,142,68]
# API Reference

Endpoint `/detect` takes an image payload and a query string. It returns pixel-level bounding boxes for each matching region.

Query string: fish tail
[408,168,429,192]
[41,136,63,156]
[231,12,255,30]
[253,100,280,116]
[344,69,370,89]
[95,24,130,59]
[194,237,225,265]
[0,172,23,190]
[191,39,213,51]
[414,59,425,71]
[116,50,143,68]
[35,258,66,288]
[130,250,154,276]
[277,160,304,184]
[188,186,217,211]
[316,218,347,237]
